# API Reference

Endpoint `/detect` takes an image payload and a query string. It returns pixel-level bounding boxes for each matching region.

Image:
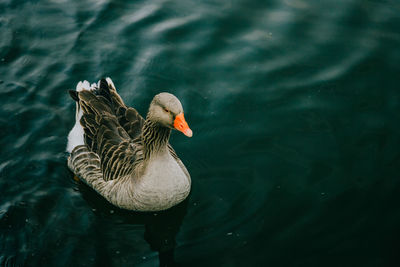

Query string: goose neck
[142,119,171,159]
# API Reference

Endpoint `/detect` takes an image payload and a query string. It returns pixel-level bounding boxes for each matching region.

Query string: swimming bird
[66,78,192,211]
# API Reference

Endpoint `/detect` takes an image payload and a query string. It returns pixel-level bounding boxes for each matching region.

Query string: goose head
[147,92,193,137]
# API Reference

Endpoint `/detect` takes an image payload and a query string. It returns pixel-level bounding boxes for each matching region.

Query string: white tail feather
[106,77,115,90]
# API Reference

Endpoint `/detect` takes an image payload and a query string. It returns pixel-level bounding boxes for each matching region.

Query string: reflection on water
[78,181,189,267]
[1,0,400,266]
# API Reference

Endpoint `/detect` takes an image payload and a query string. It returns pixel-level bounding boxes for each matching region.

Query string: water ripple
[1,0,399,265]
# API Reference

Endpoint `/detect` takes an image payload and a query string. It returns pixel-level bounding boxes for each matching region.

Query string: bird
[66,78,192,211]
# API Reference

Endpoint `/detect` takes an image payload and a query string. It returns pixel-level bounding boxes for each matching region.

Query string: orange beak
[173,113,193,137]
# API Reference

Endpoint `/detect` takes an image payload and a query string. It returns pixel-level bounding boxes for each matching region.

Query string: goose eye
[163,108,170,113]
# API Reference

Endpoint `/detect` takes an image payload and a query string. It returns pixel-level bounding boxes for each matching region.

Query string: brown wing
[76,83,142,182]
[102,78,145,140]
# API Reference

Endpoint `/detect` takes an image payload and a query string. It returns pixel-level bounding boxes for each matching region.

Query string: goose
[66,78,192,211]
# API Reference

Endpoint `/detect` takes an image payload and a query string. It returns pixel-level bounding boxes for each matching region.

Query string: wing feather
[76,83,141,182]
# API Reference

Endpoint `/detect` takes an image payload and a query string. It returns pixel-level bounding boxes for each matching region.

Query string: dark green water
[1,0,400,266]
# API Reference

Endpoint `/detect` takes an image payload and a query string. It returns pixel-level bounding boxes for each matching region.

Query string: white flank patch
[66,80,92,153]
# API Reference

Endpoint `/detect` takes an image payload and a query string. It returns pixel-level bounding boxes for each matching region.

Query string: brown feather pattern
[67,79,191,211]
[72,80,144,182]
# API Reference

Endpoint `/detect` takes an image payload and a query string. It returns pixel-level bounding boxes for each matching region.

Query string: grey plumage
[67,78,191,211]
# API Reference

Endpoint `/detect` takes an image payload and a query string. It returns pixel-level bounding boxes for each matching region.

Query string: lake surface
[1,0,400,266]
